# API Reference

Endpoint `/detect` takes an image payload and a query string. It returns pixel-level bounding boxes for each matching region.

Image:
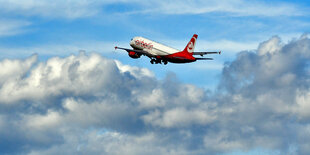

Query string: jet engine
[128,51,141,59]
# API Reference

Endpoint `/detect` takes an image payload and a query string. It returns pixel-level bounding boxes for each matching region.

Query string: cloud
[142,107,216,128]
[0,19,31,37]
[216,34,310,154]
[0,0,307,19]
[1,34,310,154]
[128,0,307,17]
[0,54,37,86]
[0,0,105,19]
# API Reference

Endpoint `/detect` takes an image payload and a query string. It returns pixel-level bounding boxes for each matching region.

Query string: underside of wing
[115,46,155,57]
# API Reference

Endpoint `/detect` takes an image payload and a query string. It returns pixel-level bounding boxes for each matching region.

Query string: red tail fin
[183,34,198,55]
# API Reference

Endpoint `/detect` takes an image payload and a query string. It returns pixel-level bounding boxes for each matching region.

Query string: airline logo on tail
[184,34,197,54]
[187,41,194,52]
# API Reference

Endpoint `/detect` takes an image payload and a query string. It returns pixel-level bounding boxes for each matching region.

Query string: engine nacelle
[128,51,141,59]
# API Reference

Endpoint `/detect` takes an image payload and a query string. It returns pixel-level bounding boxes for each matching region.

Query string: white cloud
[28,130,190,155]
[0,52,131,103]
[0,0,104,19]
[0,19,31,37]
[257,36,282,56]
[0,0,306,19]
[132,0,307,17]
[142,107,216,128]
[294,90,310,120]
[1,34,310,154]
[115,60,155,78]
[0,54,37,85]
[137,88,166,109]
[204,131,244,152]
[24,110,62,131]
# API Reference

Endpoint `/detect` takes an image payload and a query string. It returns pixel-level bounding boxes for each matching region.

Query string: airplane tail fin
[182,34,198,55]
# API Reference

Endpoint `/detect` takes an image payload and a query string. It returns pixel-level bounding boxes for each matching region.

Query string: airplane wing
[192,51,221,56]
[115,46,155,57]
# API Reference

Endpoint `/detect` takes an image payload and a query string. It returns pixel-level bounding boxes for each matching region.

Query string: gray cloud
[216,34,310,154]
[1,35,310,154]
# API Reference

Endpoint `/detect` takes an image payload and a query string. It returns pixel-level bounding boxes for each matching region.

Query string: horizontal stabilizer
[195,58,213,60]
[193,51,221,56]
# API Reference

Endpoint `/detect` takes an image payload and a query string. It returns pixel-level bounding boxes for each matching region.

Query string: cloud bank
[1,35,310,154]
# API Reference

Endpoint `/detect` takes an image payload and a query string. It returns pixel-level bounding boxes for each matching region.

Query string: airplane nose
[130,40,134,46]
[130,38,136,47]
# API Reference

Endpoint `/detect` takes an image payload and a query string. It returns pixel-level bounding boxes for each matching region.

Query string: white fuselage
[130,37,180,56]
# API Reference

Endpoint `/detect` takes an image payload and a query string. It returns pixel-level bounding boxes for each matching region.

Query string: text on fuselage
[135,40,153,50]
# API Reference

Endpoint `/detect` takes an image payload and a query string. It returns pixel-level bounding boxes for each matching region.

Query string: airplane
[115,34,221,65]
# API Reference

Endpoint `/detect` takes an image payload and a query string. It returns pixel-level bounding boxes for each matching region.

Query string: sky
[0,0,310,154]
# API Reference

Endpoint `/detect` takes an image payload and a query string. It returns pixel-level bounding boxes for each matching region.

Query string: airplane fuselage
[115,34,220,64]
[130,37,196,63]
